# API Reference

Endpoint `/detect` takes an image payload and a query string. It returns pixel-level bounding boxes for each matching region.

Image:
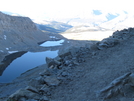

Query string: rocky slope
[1,28,134,101]
[0,12,50,53]
[34,20,72,33]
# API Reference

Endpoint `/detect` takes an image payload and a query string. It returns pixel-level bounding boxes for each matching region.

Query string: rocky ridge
[5,27,134,101]
[0,12,50,54]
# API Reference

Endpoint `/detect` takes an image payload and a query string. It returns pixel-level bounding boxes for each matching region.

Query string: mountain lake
[0,39,64,83]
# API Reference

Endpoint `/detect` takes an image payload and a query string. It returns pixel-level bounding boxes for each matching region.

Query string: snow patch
[4,35,7,40]
[50,36,56,39]
[40,40,64,47]
[8,51,19,54]
[6,48,9,50]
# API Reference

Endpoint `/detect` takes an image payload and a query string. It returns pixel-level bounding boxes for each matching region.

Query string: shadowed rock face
[0,51,27,76]
[0,12,50,51]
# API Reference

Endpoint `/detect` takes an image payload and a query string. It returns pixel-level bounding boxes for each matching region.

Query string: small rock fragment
[61,71,69,77]
[129,73,134,85]
[25,86,38,93]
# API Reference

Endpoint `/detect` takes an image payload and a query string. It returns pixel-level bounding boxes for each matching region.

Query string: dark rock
[39,96,49,101]
[112,28,132,40]
[58,65,63,69]
[25,86,38,93]
[39,68,53,76]
[19,97,27,101]
[128,27,134,35]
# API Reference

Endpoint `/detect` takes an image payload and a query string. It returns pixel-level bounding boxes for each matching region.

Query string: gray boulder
[46,57,61,68]
[8,88,41,101]
[44,76,60,86]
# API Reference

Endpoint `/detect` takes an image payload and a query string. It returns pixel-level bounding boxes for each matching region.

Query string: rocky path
[50,28,134,101]
[51,36,134,101]
[1,28,134,101]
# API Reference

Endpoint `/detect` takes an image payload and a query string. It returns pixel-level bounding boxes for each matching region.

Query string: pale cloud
[0,0,133,21]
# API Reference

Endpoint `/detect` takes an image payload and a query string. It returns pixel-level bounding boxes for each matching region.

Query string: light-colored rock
[98,73,131,99]
[35,76,45,84]
[61,71,69,77]
[44,76,60,86]
[39,84,50,94]
[97,37,119,50]
[129,73,134,85]
[46,57,61,68]
[8,88,40,101]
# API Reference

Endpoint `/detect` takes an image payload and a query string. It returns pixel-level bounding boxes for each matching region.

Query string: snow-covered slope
[100,13,134,30]
[2,10,134,31]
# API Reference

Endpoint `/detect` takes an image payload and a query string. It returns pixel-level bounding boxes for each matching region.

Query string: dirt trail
[50,36,134,101]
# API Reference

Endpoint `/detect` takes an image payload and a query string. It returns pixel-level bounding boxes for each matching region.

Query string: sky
[0,0,133,22]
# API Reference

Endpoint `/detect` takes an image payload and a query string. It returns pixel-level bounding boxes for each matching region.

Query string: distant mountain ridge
[2,10,134,31]
[34,20,72,33]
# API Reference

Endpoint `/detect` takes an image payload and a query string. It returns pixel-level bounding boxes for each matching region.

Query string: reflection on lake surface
[0,50,58,83]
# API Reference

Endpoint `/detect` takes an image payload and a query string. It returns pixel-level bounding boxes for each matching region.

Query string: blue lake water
[0,39,65,83]
[0,50,58,83]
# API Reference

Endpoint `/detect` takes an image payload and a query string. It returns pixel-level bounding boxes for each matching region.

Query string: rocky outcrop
[7,65,62,101]
[0,51,27,76]
[0,12,50,52]
[97,28,134,50]
[97,73,131,100]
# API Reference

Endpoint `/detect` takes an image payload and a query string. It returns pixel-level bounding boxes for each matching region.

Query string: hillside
[1,28,134,101]
[0,12,50,53]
